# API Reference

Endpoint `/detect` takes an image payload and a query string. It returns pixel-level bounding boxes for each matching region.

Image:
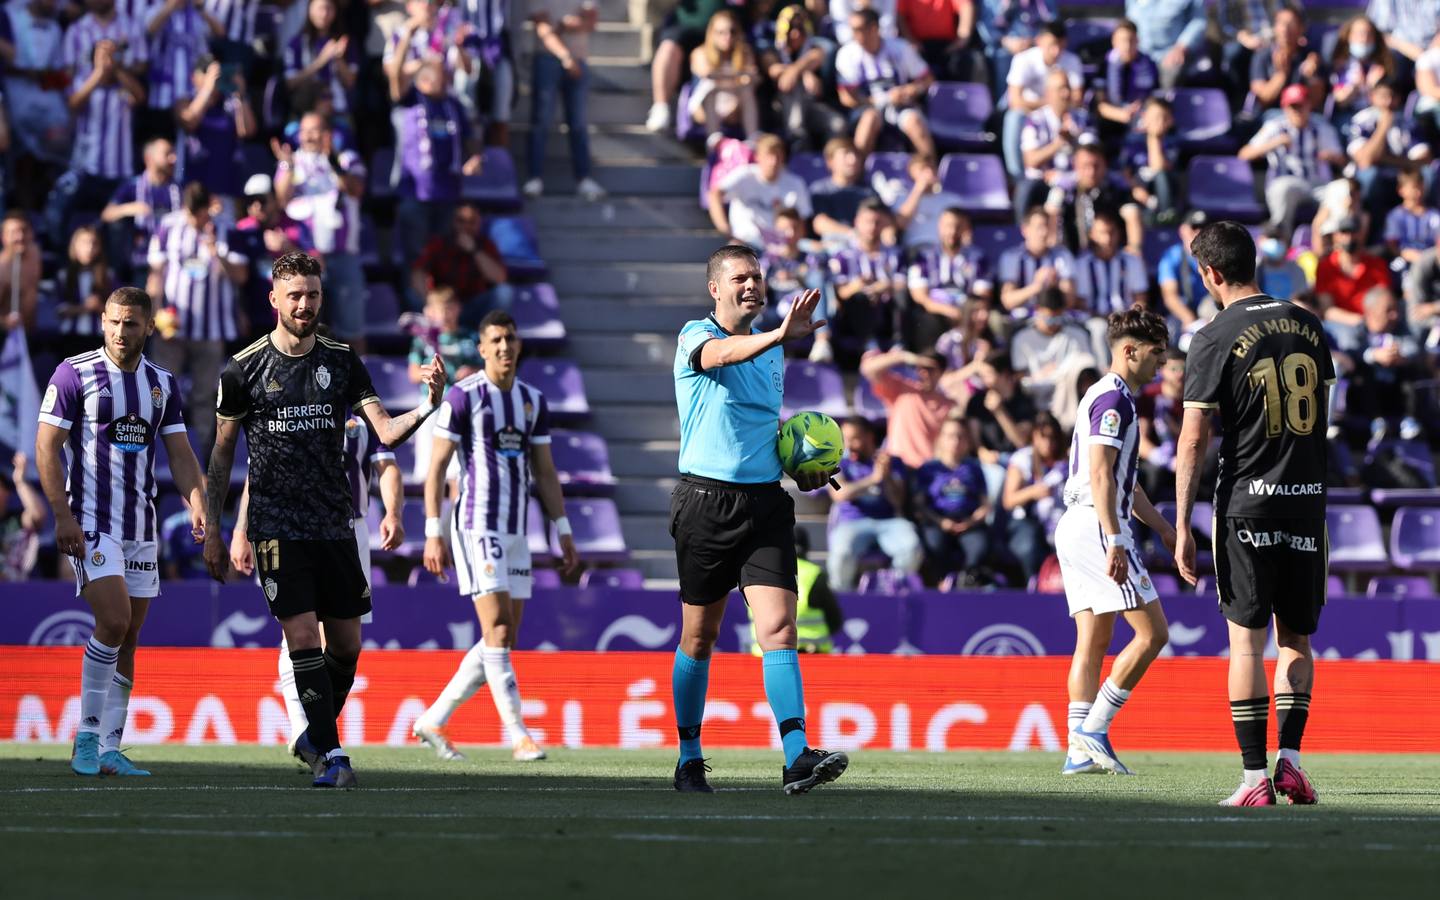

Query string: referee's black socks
[324,649,358,718]
[290,647,340,753]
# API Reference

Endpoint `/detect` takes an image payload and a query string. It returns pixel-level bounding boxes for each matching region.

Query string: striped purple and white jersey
[284,33,355,114]
[390,90,470,202]
[203,0,257,43]
[1063,373,1139,519]
[146,1,211,110]
[906,245,992,300]
[147,210,245,342]
[829,244,904,286]
[384,7,464,74]
[38,350,187,543]
[434,371,551,536]
[58,269,104,337]
[834,36,928,101]
[63,13,147,178]
[1074,249,1149,316]
[108,173,183,241]
[283,148,366,255]
[455,0,511,40]
[343,415,394,520]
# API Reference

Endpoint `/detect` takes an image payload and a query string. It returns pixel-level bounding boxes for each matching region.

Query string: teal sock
[762,649,808,767]
[672,649,710,764]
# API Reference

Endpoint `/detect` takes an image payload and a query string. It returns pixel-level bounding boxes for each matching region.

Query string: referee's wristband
[1104,533,1132,550]
[424,517,444,539]
[554,516,572,537]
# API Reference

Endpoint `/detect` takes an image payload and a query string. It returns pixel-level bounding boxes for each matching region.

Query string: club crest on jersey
[1099,409,1122,438]
[151,385,164,409]
[315,365,331,390]
[263,579,278,602]
[91,551,105,567]
[483,562,496,577]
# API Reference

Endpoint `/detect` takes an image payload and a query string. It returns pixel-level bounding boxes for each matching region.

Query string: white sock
[481,646,530,743]
[1081,679,1131,734]
[80,637,120,735]
[1066,702,1092,761]
[1243,768,1268,787]
[1277,748,1301,767]
[98,673,133,755]
[422,642,488,727]
[278,640,308,744]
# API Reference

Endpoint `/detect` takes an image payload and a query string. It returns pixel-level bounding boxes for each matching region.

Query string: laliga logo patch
[1099,408,1122,438]
[151,385,164,409]
[315,365,331,390]
[263,578,279,602]
[40,384,58,414]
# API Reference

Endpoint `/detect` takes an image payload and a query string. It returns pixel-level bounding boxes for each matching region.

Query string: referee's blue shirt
[674,315,784,483]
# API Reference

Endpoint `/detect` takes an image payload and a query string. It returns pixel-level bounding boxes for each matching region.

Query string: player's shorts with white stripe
[1054,506,1159,616]
[452,529,533,600]
[73,532,159,599]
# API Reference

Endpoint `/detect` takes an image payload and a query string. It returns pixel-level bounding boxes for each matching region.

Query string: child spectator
[1384,170,1440,269]
[809,137,880,243]
[1346,78,1431,220]
[708,132,811,250]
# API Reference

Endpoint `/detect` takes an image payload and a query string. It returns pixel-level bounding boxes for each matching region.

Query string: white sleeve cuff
[159,424,188,436]
[434,428,462,443]
[38,413,73,430]
[530,435,551,445]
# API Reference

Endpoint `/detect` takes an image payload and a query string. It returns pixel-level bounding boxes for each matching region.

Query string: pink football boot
[1273,758,1319,805]
[1219,779,1277,807]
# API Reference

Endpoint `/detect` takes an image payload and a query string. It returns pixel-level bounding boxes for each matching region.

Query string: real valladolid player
[203,252,445,788]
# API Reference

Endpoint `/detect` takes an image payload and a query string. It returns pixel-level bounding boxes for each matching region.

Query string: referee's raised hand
[778,289,827,344]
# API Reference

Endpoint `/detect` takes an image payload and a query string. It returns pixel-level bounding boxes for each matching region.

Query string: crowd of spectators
[658,0,1440,587]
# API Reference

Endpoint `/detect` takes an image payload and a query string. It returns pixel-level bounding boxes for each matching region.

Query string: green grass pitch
[2,745,1437,899]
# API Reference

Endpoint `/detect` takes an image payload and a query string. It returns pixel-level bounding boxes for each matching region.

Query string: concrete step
[551,262,704,296]
[614,476,679,514]
[607,440,680,477]
[530,195,710,231]
[566,332,676,367]
[517,127,697,167]
[630,549,679,580]
[516,90,653,126]
[524,164,700,197]
[622,513,829,552]
[593,0,639,24]
[560,299,698,333]
[520,22,644,58]
[541,229,720,264]
[584,59,651,92]
[584,367,679,403]
[589,403,678,441]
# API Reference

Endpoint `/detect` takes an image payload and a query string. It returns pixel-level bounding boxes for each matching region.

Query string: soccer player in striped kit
[1054,305,1176,776]
[34,286,208,777]
[416,310,578,762]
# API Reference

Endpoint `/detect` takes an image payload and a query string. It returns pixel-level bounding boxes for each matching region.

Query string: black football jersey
[1183,294,1335,518]
[217,335,380,540]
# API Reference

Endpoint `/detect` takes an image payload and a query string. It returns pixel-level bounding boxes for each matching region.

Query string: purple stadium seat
[1156,501,1214,538]
[971,225,1020,259]
[511,283,566,349]
[697,158,711,209]
[461,147,522,210]
[1366,440,1437,486]
[789,152,829,187]
[866,151,914,202]
[1390,507,1440,571]
[1327,486,1365,505]
[1169,88,1235,151]
[1184,156,1266,222]
[519,358,590,422]
[673,81,705,143]
[369,147,395,199]
[527,500,553,559]
[533,568,562,589]
[364,283,401,338]
[1366,575,1435,598]
[781,362,849,420]
[486,216,546,280]
[549,429,616,493]
[370,566,388,586]
[561,498,627,560]
[927,81,995,150]
[1149,573,1181,595]
[579,567,645,589]
[1326,504,1388,571]
[857,569,925,595]
[937,154,1011,218]
[1328,575,1346,597]
[852,379,888,421]
[1371,488,1440,509]
[387,440,419,489]
[361,355,414,411]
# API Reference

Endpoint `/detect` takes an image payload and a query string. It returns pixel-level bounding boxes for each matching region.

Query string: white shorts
[73,533,159,599]
[452,529,532,600]
[1054,506,1159,617]
[354,517,373,625]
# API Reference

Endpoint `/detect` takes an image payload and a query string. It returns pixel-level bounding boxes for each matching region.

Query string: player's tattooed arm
[202,418,242,581]
[363,354,446,446]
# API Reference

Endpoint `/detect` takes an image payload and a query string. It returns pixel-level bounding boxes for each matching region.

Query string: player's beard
[106,340,143,369]
[281,311,319,338]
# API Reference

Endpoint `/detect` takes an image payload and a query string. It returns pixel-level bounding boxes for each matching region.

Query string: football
[777,411,843,477]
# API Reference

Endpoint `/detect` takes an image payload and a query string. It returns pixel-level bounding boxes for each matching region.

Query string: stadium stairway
[511,4,830,585]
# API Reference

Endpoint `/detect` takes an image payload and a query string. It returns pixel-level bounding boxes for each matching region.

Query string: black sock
[1230,696,1269,771]
[290,648,339,754]
[324,649,357,718]
[1275,692,1311,752]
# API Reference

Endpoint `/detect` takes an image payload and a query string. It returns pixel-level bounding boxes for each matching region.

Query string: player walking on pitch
[203,252,445,788]
[1174,221,1333,806]
[670,245,845,795]
[1055,306,1177,776]
[35,287,208,777]
[414,310,579,762]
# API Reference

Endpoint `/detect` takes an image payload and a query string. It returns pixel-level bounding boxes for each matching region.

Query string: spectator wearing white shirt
[1002,21,1082,178]
[834,8,935,159]
[706,132,812,250]
[1010,286,1094,410]
[1238,82,1345,239]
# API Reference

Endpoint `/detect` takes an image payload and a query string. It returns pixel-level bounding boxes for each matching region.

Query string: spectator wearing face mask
[1256,225,1308,301]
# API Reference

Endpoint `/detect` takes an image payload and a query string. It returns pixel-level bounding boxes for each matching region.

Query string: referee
[669,244,846,795]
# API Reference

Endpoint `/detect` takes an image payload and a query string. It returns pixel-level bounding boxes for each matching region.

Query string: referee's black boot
[674,758,714,793]
[782,748,849,795]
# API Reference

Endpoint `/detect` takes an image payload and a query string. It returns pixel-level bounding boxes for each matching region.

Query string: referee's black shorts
[670,475,798,605]
[254,538,372,622]
[1213,516,1328,635]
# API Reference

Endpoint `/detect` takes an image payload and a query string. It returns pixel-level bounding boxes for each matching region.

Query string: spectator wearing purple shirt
[905,207,991,350]
[273,112,369,351]
[384,0,470,89]
[1119,96,1179,225]
[911,416,993,584]
[175,53,257,200]
[826,417,922,590]
[284,0,357,119]
[828,198,905,365]
[757,206,832,361]
[389,58,484,310]
[1097,20,1158,131]
[141,0,222,144]
[1385,171,1440,269]
[233,172,316,329]
[2,0,72,198]
[100,136,180,278]
[999,410,1065,580]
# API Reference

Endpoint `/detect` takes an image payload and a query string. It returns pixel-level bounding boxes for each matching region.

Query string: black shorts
[1213,516,1328,635]
[670,475,798,605]
[253,538,372,622]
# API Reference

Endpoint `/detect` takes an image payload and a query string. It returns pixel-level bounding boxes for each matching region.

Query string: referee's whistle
[828,477,840,490]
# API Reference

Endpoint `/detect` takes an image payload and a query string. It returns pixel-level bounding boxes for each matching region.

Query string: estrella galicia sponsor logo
[1236,528,1319,552]
[1248,478,1324,497]
[106,413,154,453]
